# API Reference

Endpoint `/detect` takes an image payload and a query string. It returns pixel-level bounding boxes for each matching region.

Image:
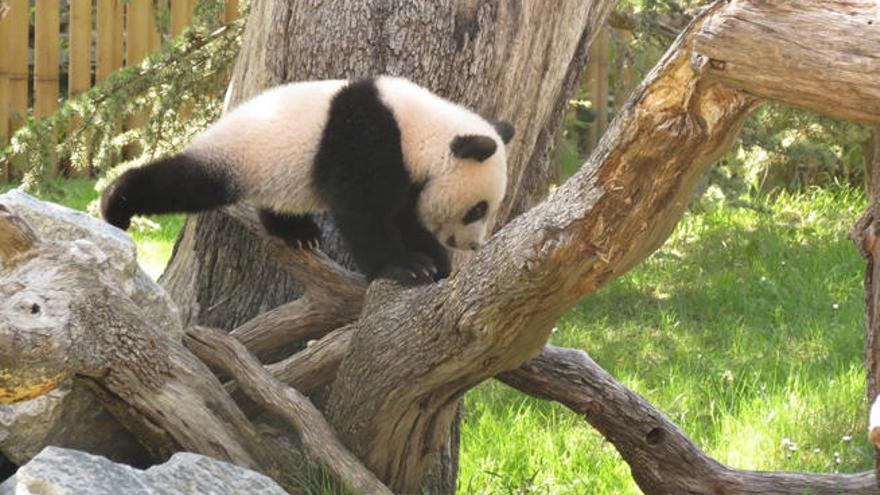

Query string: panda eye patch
[463,201,488,224]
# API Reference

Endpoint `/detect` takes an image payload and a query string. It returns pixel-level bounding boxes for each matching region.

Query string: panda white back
[188,79,347,214]
[100,76,514,285]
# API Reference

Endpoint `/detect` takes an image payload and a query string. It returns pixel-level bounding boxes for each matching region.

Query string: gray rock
[0,191,182,466]
[0,189,182,336]
[1,447,287,495]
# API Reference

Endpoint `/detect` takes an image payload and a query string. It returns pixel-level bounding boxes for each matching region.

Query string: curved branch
[229,295,357,362]
[499,346,877,495]
[327,4,757,490]
[222,204,366,298]
[185,325,391,495]
[693,0,880,125]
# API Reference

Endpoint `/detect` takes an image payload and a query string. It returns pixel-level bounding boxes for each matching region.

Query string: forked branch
[184,325,390,495]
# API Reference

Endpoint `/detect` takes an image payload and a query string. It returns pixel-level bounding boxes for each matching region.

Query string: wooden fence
[0,0,240,149]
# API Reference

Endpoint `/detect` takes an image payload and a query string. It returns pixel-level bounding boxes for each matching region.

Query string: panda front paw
[375,253,438,286]
[285,238,320,251]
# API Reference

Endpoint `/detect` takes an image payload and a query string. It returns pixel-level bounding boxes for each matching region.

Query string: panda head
[418,120,515,252]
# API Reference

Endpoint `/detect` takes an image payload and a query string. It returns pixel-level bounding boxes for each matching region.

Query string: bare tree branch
[500,346,877,495]
[184,325,391,495]
[693,0,880,124]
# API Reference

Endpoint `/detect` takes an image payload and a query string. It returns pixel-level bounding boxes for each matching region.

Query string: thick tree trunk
[162,0,612,328]
[161,0,614,491]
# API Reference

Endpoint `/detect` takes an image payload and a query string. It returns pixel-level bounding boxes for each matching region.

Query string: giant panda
[100,76,515,285]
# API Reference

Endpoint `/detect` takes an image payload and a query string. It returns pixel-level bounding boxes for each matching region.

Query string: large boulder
[0,447,286,495]
[0,190,182,466]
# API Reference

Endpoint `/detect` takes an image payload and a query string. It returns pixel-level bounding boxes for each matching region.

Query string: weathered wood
[852,127,880,480]
[326,6,756,490]
[499,346,878,495]
[171,0,193,37]
[185,325,391,495]
[0,206,297,487]
[0,204,39,264]
[96,0,124,83]
[226,326,353,405]
[69,0,92,99]
[694,0,880,124]
[125,0,151,132]
[7,0,28,133]
[0,5,9,148]
[225,0,240,23]
[34,0,60,120]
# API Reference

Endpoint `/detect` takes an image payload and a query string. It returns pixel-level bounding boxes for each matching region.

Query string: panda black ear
[450,135,498,162]
[490,120,515,144]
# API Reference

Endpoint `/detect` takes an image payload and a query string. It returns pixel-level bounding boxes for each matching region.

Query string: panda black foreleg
[330,207,438,285]
[397,209,450,280]
[257,208,321,249]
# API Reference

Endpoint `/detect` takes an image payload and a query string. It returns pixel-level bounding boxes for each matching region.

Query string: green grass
[3,180,873,493]
[0,179,183,279]
[460,187,873,494]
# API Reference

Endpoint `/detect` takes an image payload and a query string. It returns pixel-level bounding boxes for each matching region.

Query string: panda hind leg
[258,209,321,249]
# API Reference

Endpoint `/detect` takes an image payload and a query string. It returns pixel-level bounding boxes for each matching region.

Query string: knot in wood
[708,58,726,71]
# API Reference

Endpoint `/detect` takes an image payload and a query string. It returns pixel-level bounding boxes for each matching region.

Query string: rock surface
[0,447,287,495]
[0,190,182,466]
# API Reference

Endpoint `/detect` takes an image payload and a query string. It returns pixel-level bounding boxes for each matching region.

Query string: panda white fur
[100,76,515,284]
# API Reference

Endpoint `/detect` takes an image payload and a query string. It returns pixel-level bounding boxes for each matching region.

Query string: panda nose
[446,235,457,248]
[469,242,479,251]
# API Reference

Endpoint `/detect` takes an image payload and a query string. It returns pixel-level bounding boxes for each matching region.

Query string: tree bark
[162,0,614,329]
[5,1,880,494]
[324,5,759,491]
[161,0,614,491]
[693,0,880,125]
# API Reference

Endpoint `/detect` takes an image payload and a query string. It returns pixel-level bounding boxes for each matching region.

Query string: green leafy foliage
[1,1,245,191]
[461,187,871,493]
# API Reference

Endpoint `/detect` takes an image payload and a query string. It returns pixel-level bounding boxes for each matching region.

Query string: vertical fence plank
[0,4,10,147]
[0,3,10,180]
[225,0,240,23]
[112,0,124,74]
[97,0,123,83]
[34,0,60,119]
[96,0,115,83]
[150,0,166,52]
[69,0,92,99]
[7,0,28,133]
[126,0,152,143]
[171,0,193,37]
[126,0,150,70]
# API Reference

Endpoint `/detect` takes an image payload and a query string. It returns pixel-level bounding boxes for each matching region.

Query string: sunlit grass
[461,187,872,493]
[0,179,182,280]
[3,179,872,493]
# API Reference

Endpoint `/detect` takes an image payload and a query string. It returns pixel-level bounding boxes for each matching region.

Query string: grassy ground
[0,179,184,279]
[3,180,872,493]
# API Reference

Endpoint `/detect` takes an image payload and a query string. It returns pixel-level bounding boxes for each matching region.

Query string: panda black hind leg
[258,208,321,249]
